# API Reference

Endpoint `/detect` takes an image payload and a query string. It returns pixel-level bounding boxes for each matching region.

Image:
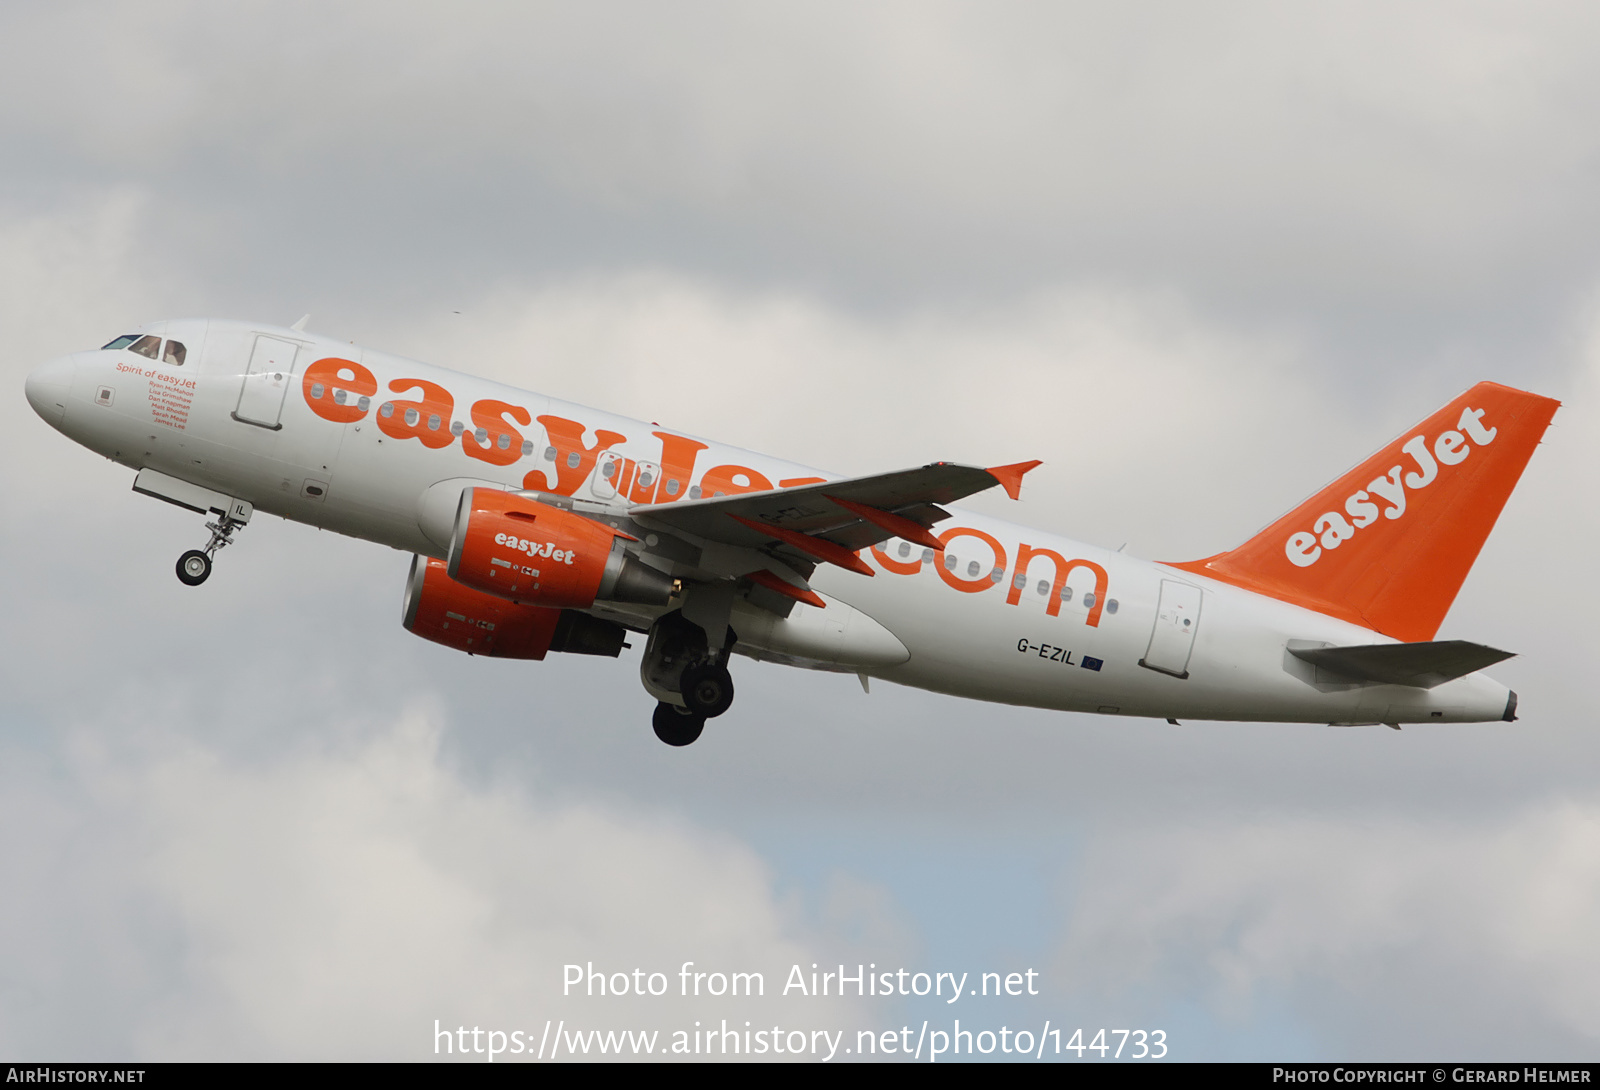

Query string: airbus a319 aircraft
[26,319,1559,745]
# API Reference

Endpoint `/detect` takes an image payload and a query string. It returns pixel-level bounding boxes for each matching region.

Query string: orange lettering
[522,415,626,496]
[302,358,377,424]
[376,378,455,449]
[779,476,827,488]
[649,431,710,504]
[1006,545,1109,625]
[935,527,1007,594]
[464,399,533,467]
[699,464,774,498]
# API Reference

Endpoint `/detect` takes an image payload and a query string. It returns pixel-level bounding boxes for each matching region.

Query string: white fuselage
[25,318,1514,726]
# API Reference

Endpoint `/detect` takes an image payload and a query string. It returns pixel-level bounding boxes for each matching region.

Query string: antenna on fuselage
[290,314,311,332]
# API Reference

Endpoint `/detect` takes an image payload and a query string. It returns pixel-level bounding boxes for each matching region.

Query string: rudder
[1167,382,1559,641]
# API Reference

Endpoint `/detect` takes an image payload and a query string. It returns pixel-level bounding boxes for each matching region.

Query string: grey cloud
[4,3,1599,359]
[5,3,1598,1060]
[1055,806,1600,1058]
[0,708,882,1059]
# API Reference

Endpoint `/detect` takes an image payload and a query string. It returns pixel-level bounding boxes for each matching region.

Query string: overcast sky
[3,1,1599,1061]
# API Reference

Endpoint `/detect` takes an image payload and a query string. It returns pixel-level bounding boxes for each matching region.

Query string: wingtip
[986,460,1043,501]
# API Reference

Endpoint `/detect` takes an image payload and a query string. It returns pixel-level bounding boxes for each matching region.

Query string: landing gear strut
[175,509,248,587]
[640,608,738,746]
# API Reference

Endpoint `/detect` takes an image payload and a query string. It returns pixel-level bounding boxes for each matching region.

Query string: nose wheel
[176,550,213,586]
[174,509,248,587]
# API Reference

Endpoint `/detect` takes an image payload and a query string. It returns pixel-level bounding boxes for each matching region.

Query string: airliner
[25,318,1559,745]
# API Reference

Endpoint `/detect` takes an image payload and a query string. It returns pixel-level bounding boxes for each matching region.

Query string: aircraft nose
[25,355,74,427]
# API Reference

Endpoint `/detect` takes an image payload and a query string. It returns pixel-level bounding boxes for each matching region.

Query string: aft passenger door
[1140,579,1202,679]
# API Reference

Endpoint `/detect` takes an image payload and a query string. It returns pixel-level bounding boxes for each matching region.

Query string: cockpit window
[103,333,187,364]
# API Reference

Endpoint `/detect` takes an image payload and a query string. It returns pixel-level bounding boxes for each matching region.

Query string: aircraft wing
[631,460,1039,556]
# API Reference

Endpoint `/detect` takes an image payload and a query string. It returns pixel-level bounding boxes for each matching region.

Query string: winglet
[986,460,1043,501]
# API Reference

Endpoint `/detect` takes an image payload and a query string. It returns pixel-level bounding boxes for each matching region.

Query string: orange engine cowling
[403,555,628,659]
[446,488,675,608]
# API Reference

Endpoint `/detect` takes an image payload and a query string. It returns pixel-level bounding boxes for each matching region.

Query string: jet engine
[446,487,675,608]
[403,555,629,659]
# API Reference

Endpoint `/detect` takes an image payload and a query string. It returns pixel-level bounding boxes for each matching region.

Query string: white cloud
[0,706,878,1060]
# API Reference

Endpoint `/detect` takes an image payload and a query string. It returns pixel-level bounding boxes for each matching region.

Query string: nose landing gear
[174,506,250,587]
[176,549,212,586]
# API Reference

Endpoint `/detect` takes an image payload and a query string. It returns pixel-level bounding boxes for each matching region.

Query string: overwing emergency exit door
[1140,579,1202,679]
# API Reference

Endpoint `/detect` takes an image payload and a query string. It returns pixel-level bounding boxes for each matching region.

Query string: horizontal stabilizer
[1288,640,1514,689]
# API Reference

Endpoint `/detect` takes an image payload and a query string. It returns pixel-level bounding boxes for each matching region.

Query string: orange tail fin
[1166,382,1559,641]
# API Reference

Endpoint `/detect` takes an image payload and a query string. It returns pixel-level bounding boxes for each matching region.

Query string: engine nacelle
[403,555,628,659]
[446,488,674,609]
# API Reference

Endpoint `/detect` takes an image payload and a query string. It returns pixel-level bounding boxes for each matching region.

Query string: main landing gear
[640,609,737,747]
[680,661,735,718]
[652,702,705,747]
[175,509,248,586]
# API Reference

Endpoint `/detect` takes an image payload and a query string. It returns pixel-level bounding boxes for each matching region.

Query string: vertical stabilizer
[1167,382,1559,641]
